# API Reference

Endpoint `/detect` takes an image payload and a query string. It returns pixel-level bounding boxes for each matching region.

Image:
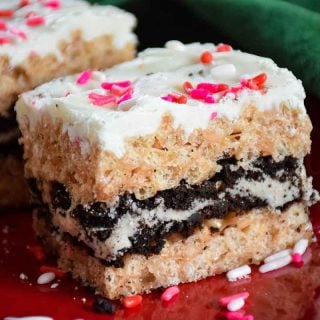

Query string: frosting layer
[17,42,306,158]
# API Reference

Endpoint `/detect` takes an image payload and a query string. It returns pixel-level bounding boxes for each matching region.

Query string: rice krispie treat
[0,0,137,208]
[16,41,319,299]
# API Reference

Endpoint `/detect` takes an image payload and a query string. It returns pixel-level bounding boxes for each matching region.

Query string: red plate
[0,96,319,320]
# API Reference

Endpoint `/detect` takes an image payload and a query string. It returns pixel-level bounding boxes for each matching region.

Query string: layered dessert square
[0,0,136,208]
[16,42,319,299]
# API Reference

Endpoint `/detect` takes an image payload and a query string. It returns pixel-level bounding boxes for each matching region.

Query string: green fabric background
[88,0,320,98]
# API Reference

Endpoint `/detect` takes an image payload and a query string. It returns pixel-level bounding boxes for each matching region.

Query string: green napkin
[89,0,320,97]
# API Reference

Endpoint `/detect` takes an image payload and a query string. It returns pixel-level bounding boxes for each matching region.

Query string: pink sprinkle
[291,253,304,268]
[9,26,27,40]
[0,36,11,45]
[197,83,217,92]
[26,15,45,27]
[190,88,210,100]
[88,93,116,106]
[204,95,215,103]
[219,292,249,306]
[76,70,92,85]
[224,311,246,320]
[117,93,132,104]
[101,80,132,90]
[44,0,61,9]
[161,286,180,302]
[210,112,218,120]
[111,84,132,96]
[242,315,255,320]
[161,95,174,102]
[0,20,7,31]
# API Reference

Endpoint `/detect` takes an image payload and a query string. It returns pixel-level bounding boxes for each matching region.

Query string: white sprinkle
[264,249,292,263]
[293,238,309,255]
[165,40,185,51]
[19,273,28,281]
[4,317,53,320]
[50,283,59,289]
[210,64,236,79]
[37,272,55,285]
[259,255,292,273]
[227,265,251,282]
[118,98,136,111]
[227,298,245,311]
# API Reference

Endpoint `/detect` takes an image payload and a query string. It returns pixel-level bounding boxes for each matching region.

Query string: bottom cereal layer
[34,202,313,300]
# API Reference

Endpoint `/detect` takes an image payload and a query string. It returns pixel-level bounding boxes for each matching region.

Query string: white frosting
[0,0,137,66]
[17,42,306,158]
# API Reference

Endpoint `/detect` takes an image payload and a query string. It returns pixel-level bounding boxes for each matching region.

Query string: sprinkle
[44,0,61,9]
[50,283,59,289]
[76,69,92,85]
[0,36,12,45]
[9,26,27,40]
[223,311,245,320]
[27,245,46,261]
[26,15,45,27]
[93,297,116,314]
[40,265,65,278]
[0,20,7,31]
[291,253,304,268]
[101,80,132,90]
[0,10,14,18]
[190,88,210,100]
[161,95,174,102]
[293,238,308,255]
[165,40,185,51]
[176,95,187,104]
[226,265,251,282]
[117,93,133,105]
[161,286,180,302]
[19,273,28,280]
[204,95,215,103]
[162,93,187,104]
[219,292,250,306]
[183,81,193,93]
[259,255,292,273]
[216,43,233,52]
[200,51,213,64]
[37,272,56,285]
[210,112,218,120]
[110,84,132,96]
[227,298,245,312]
[264,249,292,263]
[123,295,142,308]
[210,64,236,79]
[20,0,30,7]
[88,93,116,107]
[246,73,267,90]
[197,83,229,93]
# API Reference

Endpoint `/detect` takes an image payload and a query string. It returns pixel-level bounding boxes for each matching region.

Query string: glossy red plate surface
[0,97,319,320]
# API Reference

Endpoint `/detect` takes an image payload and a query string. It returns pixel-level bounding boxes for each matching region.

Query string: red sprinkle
[200,51,213,64]
[204,95,215,103]
[197,83,229,94]
[216,43,233,52]
[40,265,65,278]
[123,295,142,308]
[176,95,187,104]
[246,73,267,90]
[190,88,210,100]
[0,36,12,45]
[88,93,116,106]
[183,81,193,93]
[101,80,132,90]
[44,0,61,9]
[161,286,180,301]
[26,15,45,27]
[291,253,304,268]
[117,93,132,104]
[20,0,30,7]
[28,245,46,261]
[0,10,14,18]
[162,93,187,104]
[0,20,7,31]
[76,69,92,85]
